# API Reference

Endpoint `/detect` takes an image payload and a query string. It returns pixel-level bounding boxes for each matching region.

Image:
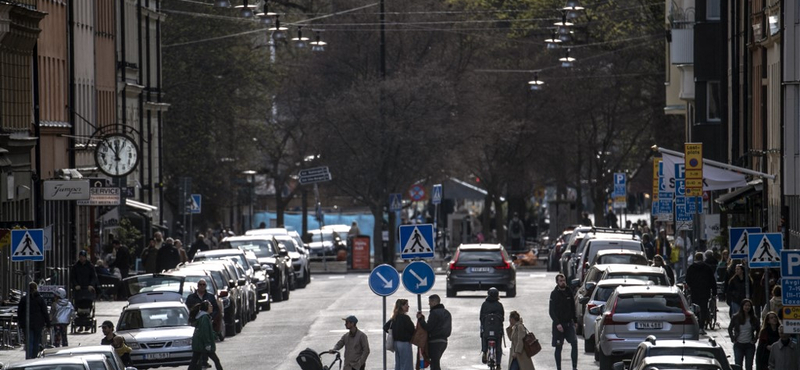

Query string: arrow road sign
[369,264,400,296]
[400,224,435,259]
[401,261,435,295]
[11,229,44,262]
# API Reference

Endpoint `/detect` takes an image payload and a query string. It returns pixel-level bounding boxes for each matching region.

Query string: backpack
[483,313,503,338]
[511,221,521,234]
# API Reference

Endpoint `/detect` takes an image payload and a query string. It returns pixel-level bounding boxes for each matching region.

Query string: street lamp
[527,72,544,91]
[242,170,257,231]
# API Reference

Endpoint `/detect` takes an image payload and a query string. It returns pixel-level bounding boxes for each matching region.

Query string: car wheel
[261,296,272,311]
[225,321,236,337]
[446,286,456,297]
[289,273,297,291]
[305,268,311,285]
[584,336,594,353]
[298,270,308,289]
[598,350,613,370]
[506,286,516,297]
[235,311,243,333]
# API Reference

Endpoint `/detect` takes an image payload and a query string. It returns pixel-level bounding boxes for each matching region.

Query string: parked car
[178,261,246,336]
[559,227,592,279]
[614,336,738,370]
[163,268,228,338]
[446,243,516,297]
[591,250,649,267]
[306,229,346,257]
[274,234,310,288]
[194,248,259,319]
[547,231,571,272]
[40,345,134,370]
[220,235,290,303]
[599,265,671,286]
[242,250,272,308]
[579,278,649,352]
[575,232,643,283]
[591,285,699,369]
[572,264,615,335]
[627,355,724,370]
[2,354,114,370]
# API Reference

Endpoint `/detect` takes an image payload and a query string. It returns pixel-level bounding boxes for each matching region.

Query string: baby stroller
[70,289,96,334]
[296,348,341,370]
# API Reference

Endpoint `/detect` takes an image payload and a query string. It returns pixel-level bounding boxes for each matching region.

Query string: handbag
[386,321,395,352]
[523,330,542,357]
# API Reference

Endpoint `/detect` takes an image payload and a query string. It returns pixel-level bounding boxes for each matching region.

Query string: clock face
[95,134,139,177]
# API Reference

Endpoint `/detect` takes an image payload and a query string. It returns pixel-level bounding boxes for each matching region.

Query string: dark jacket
[729,312,760,344]
[110,246,131,276]
[156,244,181,272]
[686,261,717,298]
[141,246,158,274]
[420,303,452,341]
[643,240,656,260]
[549,286,576,324]
[479,297,505,331]
[188,240,209,261]
[71,260,99,290]
[186,291,220,321]
[18,291,51,331]
[384,313,415,342]
[661,264,675,286]
[727,275,749,306]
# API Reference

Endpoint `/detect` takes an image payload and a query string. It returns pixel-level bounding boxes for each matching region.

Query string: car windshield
[86,359,107,370]
[118,306,189,330]
[126,275,183,295]
[606,273,667,285]
[457,251,502,263]
[275,238,297,252]
[227,241,275,258]
[598,254,648,265]
[615,294,684,313]
[308,231,335,242]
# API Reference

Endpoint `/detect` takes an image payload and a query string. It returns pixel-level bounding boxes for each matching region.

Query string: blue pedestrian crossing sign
[369,264,400,296]
[400,224,434,259]
[748,232,782,268]
[11,229,44,262]
[190,194,202,214]
[432,184,442,205]
[402,261,435,295]
[729,227,761,259]
[389,193,402,212]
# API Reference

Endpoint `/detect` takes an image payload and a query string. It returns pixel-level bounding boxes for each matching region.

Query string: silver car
[3,354,114,370]
[580,278,648,352]
[40,345,135,370]
[116,301,194,368]
[274,234,311,288]
[591,285,699,369]
[629,355,724,370]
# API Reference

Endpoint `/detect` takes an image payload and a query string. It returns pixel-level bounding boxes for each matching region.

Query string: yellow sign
[652,158,661,200]
[784,306,800,320]
[686,187,702,197]
[685,143,703,172]
[686,179,703,188]
[686,170,702,179]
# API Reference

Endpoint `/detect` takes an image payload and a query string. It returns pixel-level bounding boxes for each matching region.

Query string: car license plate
[470,267,490,273]
[635,321,663,329]
[145,353,170,360]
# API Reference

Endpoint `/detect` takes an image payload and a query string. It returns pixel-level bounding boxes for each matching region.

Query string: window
[706,0,720,20]
[707,81,722,122]
[615,294,684,313]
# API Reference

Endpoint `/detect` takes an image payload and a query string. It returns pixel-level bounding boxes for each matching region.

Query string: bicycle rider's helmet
[488,287,499,299]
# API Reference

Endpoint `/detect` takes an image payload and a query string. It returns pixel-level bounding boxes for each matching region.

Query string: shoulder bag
[386,321,395,352]
[523,329,542,357]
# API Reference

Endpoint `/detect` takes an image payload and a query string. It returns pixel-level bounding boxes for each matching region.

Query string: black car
[446,243,516,297]
[222,235,291,303]
[179,261,246,337]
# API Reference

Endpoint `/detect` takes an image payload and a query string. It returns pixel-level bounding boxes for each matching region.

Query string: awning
[715,179,763,206]
[662,152,748,192]
[125,199,158,213]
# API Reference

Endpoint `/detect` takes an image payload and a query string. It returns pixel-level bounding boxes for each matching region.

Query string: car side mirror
[588,305,603,315]
[579,296,590,304]
[585,282,596,292]
[252,264,262,271]
[570,279,580,287]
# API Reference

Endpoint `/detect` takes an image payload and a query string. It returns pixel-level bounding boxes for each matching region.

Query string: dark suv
[446,244,516,297]
[222,235,291,303]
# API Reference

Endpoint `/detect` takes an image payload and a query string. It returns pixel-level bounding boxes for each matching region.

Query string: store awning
[125,199,158,213]
[715,179,763,206]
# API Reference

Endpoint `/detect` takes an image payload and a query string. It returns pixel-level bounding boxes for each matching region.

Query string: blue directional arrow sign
[399,224,435,259]
[729,227,761,259]
[402,261,435,295]
[11,229,44,262]
[432,184,442,205]
[748,232,782,268]
[369,264,400,296]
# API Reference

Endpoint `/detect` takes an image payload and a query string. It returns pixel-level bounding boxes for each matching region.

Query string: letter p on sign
[790,255,800,275]
[783,251,800,278]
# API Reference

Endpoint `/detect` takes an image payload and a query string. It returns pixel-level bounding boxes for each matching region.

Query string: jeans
[553,322,578,370]
[693,295,710,330]
[733,342,755,370]
[394,341,413,370]
[428,340,448,370]
[53,324,68,347]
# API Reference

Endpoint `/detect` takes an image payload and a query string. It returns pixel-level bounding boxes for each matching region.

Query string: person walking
[175,239,189,264]
[156,237,181,272]
[141,238,159,274]
[507,213,525,251]
[729,299,760,370]
[384,299,415,370]
[18,282,51,359]
[71,250,98,294]
[768,325,800,370]
[480,287,505,365]
[642,233,655,261]
[109,240,131,279]
[652,255,675,286]
[549,273,578,370]
[507,311,535,370]
[186,279,221,338]
[756,311,781,370]
[761,286,784,320]
[328,315,370,370]
[686,251,717,333]
[188,301,224,370]
[727,263,750,317]
[417,294,452,370]
[50,288,74,347]
[673,230,690,278]
[188,233,210,261]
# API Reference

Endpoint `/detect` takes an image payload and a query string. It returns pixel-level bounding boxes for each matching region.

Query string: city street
[0,268,736,370]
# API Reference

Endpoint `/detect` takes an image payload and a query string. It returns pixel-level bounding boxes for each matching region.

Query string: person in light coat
[507,311,535,370]
[768,325,800,370]
[50,287,75,347]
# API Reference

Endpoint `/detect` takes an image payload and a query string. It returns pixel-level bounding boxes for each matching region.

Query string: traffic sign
[408,184,427,202]
[369,264,400,296]
[399,224,435,259]
[389,193,402,212]
[11,229,44,262]
[748,232,782,268]
[432,184,442,205]
[684,143,703,178]
[190,194,202,214]
[782,279,800,306]
[299,166,332,185]
[782,250,800,278]
[729,227,761,258]
[614,173,626,186]
[401,261,435,295]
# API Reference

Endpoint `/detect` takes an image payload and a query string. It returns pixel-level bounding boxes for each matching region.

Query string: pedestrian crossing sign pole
[11,229,45,262]
[399,224,435,259]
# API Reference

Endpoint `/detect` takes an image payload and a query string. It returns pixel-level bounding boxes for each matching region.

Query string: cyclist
[480,287,505,367]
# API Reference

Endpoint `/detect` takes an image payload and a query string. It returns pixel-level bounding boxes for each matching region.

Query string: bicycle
[486,335,499,370]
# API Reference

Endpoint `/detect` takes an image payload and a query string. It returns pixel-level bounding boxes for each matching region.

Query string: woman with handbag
[384,299,415,370]
[508,311,535,370]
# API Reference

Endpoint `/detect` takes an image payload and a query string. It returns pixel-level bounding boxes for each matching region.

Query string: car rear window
[458,250,503,263]
[606,272,668,286]
[228,240,275,257]
[615,294,684,313]
[275,237,298,252]
[649,347,719,360]
[597,254,648,265]
[119,307,189,330]
[10,366,86,370]
[594,286,617,302]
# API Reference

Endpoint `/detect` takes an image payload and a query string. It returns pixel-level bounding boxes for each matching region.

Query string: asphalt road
[0,269,736,370]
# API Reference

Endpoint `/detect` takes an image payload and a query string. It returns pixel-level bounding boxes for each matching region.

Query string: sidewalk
[702,298,734,359]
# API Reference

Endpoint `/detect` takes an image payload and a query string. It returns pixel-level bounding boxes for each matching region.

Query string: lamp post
[242,170,257,231]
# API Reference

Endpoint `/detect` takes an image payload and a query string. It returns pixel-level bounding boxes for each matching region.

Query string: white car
[40,345,135,370]
[3,354,114,370]
[273,234,311,288]
[579,278,648,352]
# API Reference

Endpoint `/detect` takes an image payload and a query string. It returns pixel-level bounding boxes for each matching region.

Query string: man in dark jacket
[18,282,51,359]
[417,294,452,370]
[479,287,505,365]
[185,279,220,329]
[71,250,98,294]
[156,238,181,272]
[188,233,209,261]
[550,273,578,370]
[686,251,718,334]
[109,240,130,279]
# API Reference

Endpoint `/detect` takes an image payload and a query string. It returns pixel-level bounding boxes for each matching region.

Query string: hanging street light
[309,31,327,52]
[563,0,585,19]
[292,27,309,48]
[256,0,276,25]
[269,14,288,40]
[560,48,576,68]
[527,72,544,91]
[234,0,257,18]
[214,0,231,8]
[545,29,562,49]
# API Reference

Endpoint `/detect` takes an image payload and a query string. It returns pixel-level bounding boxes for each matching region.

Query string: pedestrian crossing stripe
[750,235,780,263]
[731,231,750,256]
[11,229,44,261]
[402,226,433,255]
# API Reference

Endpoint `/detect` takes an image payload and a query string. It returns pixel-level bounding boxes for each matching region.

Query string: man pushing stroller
[71,250,98,332]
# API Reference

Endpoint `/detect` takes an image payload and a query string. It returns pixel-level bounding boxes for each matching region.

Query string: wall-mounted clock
[95,134,139,177]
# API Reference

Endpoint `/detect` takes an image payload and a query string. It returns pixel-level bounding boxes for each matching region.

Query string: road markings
[328,276,345,279]
[529,273,547,278]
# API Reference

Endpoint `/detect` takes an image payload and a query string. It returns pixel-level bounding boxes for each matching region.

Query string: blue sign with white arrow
[402,261,435,295]
[369,264,400,297]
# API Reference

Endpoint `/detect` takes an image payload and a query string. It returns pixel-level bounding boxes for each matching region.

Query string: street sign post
[399,224,435,259]
[298,166,332,185]
[369,264,400,297]
[401,261,435,295]
[11,229,44,262]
